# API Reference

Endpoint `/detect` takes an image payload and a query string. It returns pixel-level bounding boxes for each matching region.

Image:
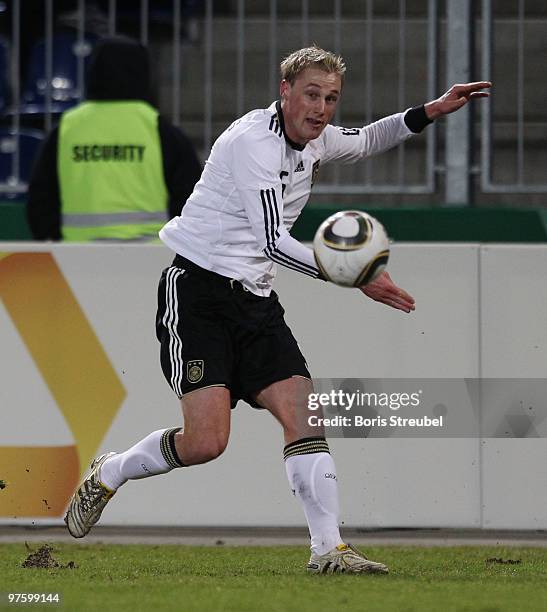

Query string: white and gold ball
[313,210,390,287]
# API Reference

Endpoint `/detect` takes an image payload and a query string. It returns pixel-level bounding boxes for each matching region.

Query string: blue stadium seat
[20,32,95,115]
[0,128,44,200]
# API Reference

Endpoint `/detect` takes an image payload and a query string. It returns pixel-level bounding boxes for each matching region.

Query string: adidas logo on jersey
[294,161,305,173]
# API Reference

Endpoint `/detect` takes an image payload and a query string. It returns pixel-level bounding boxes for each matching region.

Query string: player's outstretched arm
[359,271,415,313]
[424,81,492,119]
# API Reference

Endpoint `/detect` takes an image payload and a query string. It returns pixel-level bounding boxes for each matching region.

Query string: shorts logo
[187,360,204,384]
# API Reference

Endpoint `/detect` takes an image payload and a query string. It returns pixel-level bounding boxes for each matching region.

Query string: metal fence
[197,0,438,196]
[480,0,547,194]
[0,0,545,204]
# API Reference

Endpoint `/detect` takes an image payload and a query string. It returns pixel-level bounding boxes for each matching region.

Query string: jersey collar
[275,100,306,151]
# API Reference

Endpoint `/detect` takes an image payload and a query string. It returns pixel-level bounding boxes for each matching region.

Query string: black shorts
[155,255,310,407]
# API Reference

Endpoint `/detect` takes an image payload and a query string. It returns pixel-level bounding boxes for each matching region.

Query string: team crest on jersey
[187,360,204,383]
[311,160,321,186]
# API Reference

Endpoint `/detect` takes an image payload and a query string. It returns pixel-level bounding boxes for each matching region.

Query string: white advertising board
[0,243,545,528]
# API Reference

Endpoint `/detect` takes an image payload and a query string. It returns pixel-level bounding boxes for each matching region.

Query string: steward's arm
[158,116,202,218]
[27,128,62,241]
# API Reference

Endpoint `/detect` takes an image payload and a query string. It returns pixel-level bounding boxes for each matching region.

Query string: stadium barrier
[3,203,547,243]
[0,242,545,529]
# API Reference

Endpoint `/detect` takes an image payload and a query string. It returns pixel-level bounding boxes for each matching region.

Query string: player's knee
[183,434,228,465]
[200,438,227,463]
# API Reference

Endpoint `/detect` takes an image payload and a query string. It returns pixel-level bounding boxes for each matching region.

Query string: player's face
[280,68,341,145]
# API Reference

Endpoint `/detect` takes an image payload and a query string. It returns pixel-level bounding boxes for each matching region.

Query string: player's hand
[424,81,492,119]
[359,271,415,313]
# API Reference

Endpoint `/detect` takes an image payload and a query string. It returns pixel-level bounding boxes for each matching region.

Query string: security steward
[27,35,201,241]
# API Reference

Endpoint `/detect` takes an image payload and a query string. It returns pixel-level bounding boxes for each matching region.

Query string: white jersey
[160,101,421,296]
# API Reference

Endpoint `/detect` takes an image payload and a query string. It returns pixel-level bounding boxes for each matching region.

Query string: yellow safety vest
[58,101,168,241]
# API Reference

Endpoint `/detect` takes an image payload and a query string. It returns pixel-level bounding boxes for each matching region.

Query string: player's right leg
[66,259,235,538]
[64,386,231,538]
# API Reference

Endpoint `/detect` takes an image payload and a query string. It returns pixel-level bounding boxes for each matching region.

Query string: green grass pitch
[1,543,546,611]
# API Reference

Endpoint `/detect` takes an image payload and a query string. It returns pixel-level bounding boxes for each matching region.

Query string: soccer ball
[313,210,390,287]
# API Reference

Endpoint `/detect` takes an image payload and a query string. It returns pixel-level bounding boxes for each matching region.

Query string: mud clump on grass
[22,545,59,569]
[485,557,522,565]
[22,545,77,569]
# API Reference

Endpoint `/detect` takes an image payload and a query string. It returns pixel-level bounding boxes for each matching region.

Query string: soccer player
[65,47,490,574]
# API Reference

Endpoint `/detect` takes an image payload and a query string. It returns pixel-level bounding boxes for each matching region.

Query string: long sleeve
[320,106,431,165]
[158,116,202,219]
[26,128,62,241]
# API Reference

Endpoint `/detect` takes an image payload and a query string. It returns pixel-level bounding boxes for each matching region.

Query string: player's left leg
[255,376,388,574]
[254,376,343,551]
[65,427,183,538]
[65,387,231,538]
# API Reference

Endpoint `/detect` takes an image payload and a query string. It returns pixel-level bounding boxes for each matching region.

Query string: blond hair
[280,46,346,85]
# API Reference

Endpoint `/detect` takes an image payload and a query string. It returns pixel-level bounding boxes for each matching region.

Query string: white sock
[99,427,183,490]
[284,439,344,556]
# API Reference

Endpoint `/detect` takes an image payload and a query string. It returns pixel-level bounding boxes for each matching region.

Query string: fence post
[445,0,472,206]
